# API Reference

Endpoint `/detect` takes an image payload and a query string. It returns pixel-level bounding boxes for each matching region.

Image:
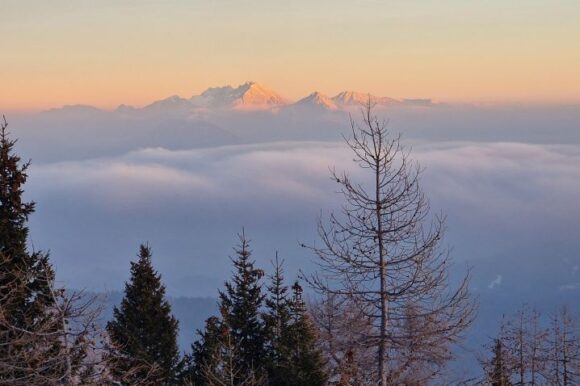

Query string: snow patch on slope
[191,81,288,110]
[293,92,339,110]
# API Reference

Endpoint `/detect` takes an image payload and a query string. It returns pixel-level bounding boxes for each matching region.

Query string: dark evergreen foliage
[218,231,267,380]
[188,235,329,386]
[106,244,181,385]
[263,256,293,385]
[0,117,54,328]
[284,282,327,386]
[183,315,225,386]
[263,258,327,386]
[0,117,59,382]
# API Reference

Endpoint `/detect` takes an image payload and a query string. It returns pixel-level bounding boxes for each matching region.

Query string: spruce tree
[263,256,293,385]
[189,236,327,386]
[218,231,267,382]
[0,117,54,328]
[106,244,180,386]
[263,260,327,386]
[0,117,59,383]
[188,306,266,386]
[284,282,327,386]
[184,315,225,386]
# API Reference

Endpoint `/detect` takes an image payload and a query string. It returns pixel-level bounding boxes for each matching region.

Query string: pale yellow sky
[1,0,579,111]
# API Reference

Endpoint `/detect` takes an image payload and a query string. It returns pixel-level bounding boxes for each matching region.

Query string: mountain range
[48,82,432,114]
[150,81,433,111]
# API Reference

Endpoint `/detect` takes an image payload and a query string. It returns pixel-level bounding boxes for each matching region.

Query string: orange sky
[2,0,580,112]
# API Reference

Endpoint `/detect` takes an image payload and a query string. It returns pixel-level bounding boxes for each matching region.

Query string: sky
[2,0,580,111]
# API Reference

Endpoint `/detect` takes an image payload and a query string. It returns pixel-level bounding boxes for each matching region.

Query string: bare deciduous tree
[481,305,579,386]
[303,101,476,385]
[309,294,375,385]
[0,257,108,385]
[546,306,579,386]
[502,306,547,386]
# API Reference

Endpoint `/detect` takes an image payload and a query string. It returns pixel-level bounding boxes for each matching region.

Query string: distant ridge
[43,82,431,113]
[293,91,339,110]
[44,104,103,114]
[143,95,192,112]
[332,91,399,106]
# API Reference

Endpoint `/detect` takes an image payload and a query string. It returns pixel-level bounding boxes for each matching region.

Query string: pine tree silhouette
[263,255,293,385]
[284,281,327,386]
[218,231,267,382]
[0,117,59,383]
[183,315,225,386]
[107,244,180,386]
[0,116,54,329]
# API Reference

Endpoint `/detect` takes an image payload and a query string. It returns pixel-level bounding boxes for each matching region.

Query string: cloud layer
[25,140,580,303]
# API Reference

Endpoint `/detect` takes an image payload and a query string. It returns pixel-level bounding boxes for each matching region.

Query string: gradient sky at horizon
[2,0,580,111]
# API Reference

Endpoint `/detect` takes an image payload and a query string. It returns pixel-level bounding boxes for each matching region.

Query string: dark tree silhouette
[263,254,293,385]
[107,244,180,386]
[263,257,327,386]
[283,281,327,386]
[0,117,62,384]
[218,231,267,382]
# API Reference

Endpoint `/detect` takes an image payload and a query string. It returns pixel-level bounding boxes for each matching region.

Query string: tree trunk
[376,149,388,386]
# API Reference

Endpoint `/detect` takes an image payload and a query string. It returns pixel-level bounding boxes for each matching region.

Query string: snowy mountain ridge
[191,81,289,110]
[332,91,399,106]
[136,82,420,112]
[48,82,433,114]
[294,91,339,110]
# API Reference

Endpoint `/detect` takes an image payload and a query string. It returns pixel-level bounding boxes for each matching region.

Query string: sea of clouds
[6,103,579,359]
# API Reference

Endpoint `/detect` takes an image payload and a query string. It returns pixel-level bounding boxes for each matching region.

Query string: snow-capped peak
[294,91,338,110]
[191,82,288,110]
[80,83,420,116]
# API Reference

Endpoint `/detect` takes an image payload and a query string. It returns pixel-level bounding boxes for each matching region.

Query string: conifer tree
[0,117,54,327]
[283,282,327,386]
[262,259,327,386]
[263,256,293,385]
[0,117,60,383]
[184,315,225,386]
[189,235,328,386]
[218,231,267,381]
[190,306,266,386]
[106,244,180,386]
